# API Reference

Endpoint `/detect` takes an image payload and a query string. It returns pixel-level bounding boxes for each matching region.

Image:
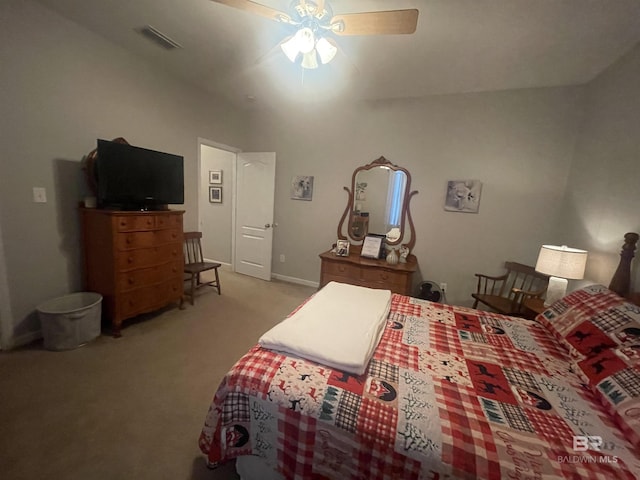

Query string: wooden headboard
[608,232,640,305]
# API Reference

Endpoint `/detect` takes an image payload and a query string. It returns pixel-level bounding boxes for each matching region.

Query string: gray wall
[556,43,640,289]
[0,0,248,347]
[199,144,235,264]
[245,88,584,305]
[2,0,638,348]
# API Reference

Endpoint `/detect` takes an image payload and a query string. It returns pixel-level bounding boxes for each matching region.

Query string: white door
[234,152,276,280]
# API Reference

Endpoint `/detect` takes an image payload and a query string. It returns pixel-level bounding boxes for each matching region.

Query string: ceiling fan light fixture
[301,50,319,69]
[211,0,421,70]
[280,35,300,62]
[281,27,316,64]
[296,27,316,54]
[316,36,337,64]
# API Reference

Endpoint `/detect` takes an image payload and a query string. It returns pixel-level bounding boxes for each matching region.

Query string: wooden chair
[183,232,221,305]
[472,261,549,317]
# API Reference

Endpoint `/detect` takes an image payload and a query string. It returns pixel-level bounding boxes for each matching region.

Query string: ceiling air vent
[137,25,182,50]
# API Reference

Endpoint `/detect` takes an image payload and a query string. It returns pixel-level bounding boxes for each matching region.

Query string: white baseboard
[271,273,319,288]
[203,258,231,267]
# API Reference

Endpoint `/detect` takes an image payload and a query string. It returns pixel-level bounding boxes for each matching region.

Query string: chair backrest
[184,231,205,265]
[502,261,549,299]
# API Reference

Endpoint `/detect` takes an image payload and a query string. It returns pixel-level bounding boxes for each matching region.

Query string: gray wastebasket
[36,292,102,351]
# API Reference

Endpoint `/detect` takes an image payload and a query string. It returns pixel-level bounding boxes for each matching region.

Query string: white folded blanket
[258,281,391,375]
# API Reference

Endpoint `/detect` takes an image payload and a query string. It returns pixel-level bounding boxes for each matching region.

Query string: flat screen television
[95,139,184,210]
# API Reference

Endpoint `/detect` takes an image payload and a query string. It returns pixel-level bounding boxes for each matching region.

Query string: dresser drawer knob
[127,257,134,264]
[338,265,346,273]
[380,273,389,280]
[128,277,135,285]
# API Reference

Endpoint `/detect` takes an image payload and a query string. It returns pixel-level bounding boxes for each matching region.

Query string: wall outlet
[33,187,47,203]
[440,282,447,292]
[279,254,285,263]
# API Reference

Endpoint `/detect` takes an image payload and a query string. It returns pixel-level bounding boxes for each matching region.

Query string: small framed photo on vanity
[336,239,350,257]
[360,234,384,259]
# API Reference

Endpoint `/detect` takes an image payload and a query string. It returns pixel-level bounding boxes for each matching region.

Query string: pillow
[576,344,640,449]
[536,284,640,360]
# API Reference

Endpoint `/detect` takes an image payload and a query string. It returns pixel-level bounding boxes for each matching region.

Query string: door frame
[197,137,241,270]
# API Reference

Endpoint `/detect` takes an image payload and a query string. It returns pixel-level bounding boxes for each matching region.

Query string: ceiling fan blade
[210,0,294,24]
[331,9,418,36]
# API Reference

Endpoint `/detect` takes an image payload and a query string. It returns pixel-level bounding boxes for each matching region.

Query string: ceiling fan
[210,0,419,69]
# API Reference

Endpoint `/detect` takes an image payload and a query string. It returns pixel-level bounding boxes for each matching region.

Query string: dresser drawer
[361,267,409,294]
[117,260,182,292]
[114,215,156,232]
[319,249,416,301]
[321,273,356,288]
[361,267,403,284]
[157,278,183,302]
[116,243,182,271]
[116,228,181,250]
[119,284,158,318]
[119,279,182,318]
[323,260,358,277]
[155,214,183,230]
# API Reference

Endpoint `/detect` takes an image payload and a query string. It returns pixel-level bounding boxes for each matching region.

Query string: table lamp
[535,245,588,306]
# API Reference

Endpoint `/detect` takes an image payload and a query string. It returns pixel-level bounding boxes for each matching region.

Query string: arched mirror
[337,156,417,250]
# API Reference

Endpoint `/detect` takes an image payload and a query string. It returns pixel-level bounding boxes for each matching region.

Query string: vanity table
[320,245,417,295]
[320,156,419,295]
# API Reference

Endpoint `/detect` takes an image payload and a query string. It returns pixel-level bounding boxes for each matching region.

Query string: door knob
[265,223,271,228]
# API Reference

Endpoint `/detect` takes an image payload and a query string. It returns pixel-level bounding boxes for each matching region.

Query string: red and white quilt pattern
[199,295,640,479]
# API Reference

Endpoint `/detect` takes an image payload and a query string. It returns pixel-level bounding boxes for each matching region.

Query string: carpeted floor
[0,269,316,480]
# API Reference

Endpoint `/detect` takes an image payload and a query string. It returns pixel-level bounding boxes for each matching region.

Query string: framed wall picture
[360,234,384,259]
[444,179,482,213]
[209,186,222,203]
[336,239,350,257]
[209,170,222,184]
[291,175,314,201]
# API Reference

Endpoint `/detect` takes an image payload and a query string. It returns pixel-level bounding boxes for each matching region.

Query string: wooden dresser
[80,208,184,336]
[319,245,418,295]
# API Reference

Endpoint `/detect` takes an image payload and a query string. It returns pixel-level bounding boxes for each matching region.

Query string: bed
[199,234,640,479]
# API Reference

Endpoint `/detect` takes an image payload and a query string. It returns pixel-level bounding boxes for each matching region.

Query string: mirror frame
[337,156,418,250]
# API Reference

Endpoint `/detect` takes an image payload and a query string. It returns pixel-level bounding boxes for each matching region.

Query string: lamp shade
[281,27,316,63]
[535,245,588,280]
[301,50,319,69]
[281,28,338,69]
[316,36,337,64]
[280,35,300,62]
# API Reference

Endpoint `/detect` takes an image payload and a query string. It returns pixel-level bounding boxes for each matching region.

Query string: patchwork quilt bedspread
[199,295,640,479]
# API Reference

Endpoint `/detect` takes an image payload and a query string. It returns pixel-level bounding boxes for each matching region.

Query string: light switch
[33,187,47,203]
